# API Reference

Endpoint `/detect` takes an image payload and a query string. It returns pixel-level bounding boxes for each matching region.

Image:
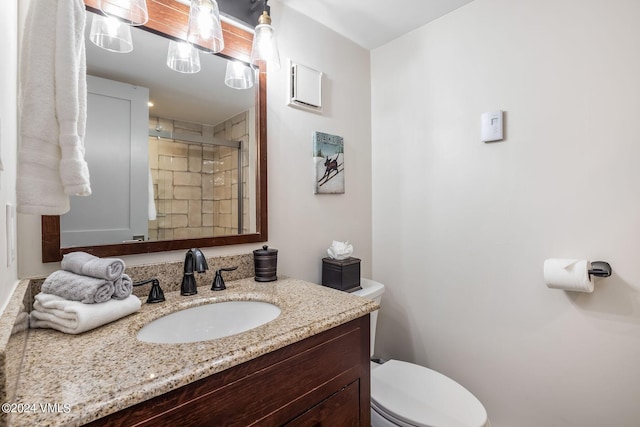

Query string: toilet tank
[352,279,385,357]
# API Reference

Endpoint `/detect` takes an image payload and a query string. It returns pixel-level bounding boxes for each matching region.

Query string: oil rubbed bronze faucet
[181,248,208,295]
[211,266,238,291]
[133,278,165,303]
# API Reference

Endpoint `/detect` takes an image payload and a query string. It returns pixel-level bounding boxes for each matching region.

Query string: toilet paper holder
[588,261,612,280]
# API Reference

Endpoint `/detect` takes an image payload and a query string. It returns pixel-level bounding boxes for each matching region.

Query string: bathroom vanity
[3,277,377,426]
[87,316,368,426]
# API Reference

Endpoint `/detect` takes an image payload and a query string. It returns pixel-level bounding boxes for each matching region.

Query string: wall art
[313,131,344,194]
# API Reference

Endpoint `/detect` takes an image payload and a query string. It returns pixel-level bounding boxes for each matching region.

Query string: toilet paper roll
[543,259,593,292]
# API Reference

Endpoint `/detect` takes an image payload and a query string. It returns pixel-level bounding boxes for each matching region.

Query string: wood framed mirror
[41,0,267,262]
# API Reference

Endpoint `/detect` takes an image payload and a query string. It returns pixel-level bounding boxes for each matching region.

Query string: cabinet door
[60,75,149,246]
[285,380,360,427]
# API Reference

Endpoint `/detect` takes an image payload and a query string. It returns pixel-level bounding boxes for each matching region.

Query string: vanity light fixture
[250,6,280,72]
[89,14,133,53]
[166,40,202,74]
[186,0,225,54]
[99,0,149,26]
[224,60,254,89]
[92,0,274,82]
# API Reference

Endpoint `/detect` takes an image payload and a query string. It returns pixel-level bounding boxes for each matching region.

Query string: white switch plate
[481,110,504,142]
[6,203,16,267]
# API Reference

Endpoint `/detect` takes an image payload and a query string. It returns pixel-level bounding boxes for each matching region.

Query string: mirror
[42,0,267,262]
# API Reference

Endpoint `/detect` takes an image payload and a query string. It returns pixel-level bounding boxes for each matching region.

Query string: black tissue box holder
[321,257,361,293]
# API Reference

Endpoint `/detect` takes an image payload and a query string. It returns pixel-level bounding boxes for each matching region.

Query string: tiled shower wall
[148,111,251,241]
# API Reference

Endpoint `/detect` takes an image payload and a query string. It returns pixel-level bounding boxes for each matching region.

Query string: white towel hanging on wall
[17,0,91,215]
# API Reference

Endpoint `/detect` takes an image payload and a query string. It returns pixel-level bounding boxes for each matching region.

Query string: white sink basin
[137,301,281,344]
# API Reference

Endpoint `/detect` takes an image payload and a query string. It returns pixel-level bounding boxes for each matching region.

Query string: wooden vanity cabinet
[86,315,370,426]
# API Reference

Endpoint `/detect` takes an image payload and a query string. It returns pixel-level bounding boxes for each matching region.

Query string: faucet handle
[133,278,165,303]
[211,267,238,291]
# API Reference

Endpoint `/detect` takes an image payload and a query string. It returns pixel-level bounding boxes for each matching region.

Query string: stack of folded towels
[30,252,141,334]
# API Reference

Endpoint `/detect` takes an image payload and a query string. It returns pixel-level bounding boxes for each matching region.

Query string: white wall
[265,1,372,282]
[0,0,19,310]
[371,0,640,426]
[17,1,372,286]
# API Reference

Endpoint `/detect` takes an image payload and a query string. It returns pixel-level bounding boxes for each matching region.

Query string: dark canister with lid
[253,245,278,282]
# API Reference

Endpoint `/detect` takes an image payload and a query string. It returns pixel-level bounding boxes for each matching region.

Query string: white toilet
[353,279,490,427]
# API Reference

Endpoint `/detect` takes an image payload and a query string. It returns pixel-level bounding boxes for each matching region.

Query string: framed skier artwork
[313,131,344,194]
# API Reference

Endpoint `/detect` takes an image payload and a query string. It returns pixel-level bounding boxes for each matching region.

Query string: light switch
[481,110,504,142]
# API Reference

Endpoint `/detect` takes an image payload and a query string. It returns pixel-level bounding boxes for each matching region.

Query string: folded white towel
[42,270,114,303]
[113,274,133,300]
[61,251,125,281]
[30,293,141,334]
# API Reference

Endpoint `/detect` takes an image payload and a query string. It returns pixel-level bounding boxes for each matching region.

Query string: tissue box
[321,257,361,293]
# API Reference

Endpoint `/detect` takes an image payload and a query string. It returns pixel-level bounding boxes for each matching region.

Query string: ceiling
[278,0,476,50]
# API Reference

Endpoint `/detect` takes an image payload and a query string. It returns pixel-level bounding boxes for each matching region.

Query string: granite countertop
[10,277,377,426]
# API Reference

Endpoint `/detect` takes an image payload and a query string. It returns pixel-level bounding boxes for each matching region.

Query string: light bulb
[186,0,224,53]
[105,16,121,37]
[196,2,214,38]
[100,0,149,26]
[225,60,254,90]
[166,40,201,74]
[89,13,133,53]
[251,22,280,71]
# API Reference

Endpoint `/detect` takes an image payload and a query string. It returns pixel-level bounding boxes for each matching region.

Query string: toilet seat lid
[371,360,487,427]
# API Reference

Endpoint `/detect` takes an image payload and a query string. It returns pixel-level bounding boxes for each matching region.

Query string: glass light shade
[99,0,149,26]
[166,41,201,74]
[186,0,224,54]
[224,61,254,90]
[250,22,281,72]
[89,14,133,53]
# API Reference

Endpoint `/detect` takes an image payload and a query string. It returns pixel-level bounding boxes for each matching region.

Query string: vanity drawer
[284,380,360,427]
